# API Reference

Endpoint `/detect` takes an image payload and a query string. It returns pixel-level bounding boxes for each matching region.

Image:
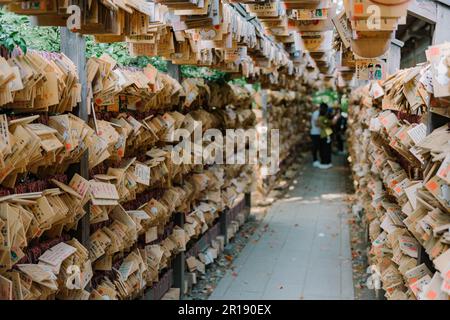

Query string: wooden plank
[408,0,437,24]
[388,39,404,75]
[219,208,229,244]
[60,28,89,122]
[166,61,183,299]
[435,0,450,7]
[433,1,450,44]
[167,61,181,81]
[428,3,450,128]
[60,28,90,248]
[172,212,185,299]
[245,192,251,209]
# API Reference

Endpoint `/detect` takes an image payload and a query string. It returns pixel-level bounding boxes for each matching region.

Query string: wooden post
[173,212,185,298]
[432,1,450,45]
[60,28,90,247]
[261,90,271,194]
[167,61,181,82]
[388,39,404,75]
[220,208,229,245]
[244,192,251,221]
[417,245,435,272]
[408,0,437,24]
[426,1,450,134]
[167,61,185,299]
[426,111,449,134]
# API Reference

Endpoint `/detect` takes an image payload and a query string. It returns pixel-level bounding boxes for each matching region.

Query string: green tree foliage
[312,89,348,111]
[180,65,227,82]
[84,36,168,71]
[0,9,60,53]
[312,89,339,106]
[0,10,29,54]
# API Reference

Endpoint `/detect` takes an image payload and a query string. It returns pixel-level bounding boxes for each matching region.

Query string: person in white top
[310,106,321,167]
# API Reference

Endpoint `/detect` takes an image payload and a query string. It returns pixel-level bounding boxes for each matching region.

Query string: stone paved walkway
[209,155,354,300]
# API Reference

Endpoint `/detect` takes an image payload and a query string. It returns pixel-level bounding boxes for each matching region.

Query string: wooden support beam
[435,0,450,6]
[219,209,229,244]
[433,1,450,44]
[167,61,181,82]
[172,212,185,299]
[388,39,404,75]
[60,28,90,248]
[427,2,450,129]
[167,61,184,299]
[408,0,437,24]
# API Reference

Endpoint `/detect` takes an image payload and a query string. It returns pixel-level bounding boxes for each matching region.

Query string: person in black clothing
[310,105,321,167]
[333,107,347,154]
[317,103,334,169]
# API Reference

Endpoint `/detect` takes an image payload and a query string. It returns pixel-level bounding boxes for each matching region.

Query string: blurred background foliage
[312,89,348,112]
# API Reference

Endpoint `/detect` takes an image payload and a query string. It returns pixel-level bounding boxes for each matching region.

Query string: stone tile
[240,256,279,271]
[236,243,255,258]
[269,265,308,286]
[283,233,314,245]
[308,255,344,270]
[309,243,342,261]
[303,265,341,297]
[284,233,316,247]
[220,290,263,300]
[341,259,354,298]
[210,155,355,300]
[301,294,345,300]
[261,284,304,300]
[226,271,271,293]
[210,272,234,297]
[246,249,280,262]
[280,247,311,258]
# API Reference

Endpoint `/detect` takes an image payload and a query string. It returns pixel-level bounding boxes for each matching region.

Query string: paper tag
[407,123,427,145]
[127,210,150,220]
[393,178,409,197]
[0,115,11,155]
[419,68,434,93]
[369,117,381,132]
[356,59,386,81]
[404,182,422,210]
[0,274,12,300]
[90,181,120,200]
[69,174,90,199]
[332,11,351,48]
[410,275,432,299]
[441,265,450,294]
[399,236,419,258]
[118,260,135,281]
[127,116,142,135]
[370,82,384,99]
[145,227,158,244]
[409,146,425,165]
[436,153,450,184]
[39,242,77,267]
[134,163,151,186]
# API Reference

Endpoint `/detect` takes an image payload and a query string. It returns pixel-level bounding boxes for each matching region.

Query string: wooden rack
[57,34,256,299]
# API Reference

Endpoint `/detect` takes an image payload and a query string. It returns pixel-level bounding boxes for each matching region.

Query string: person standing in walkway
[332,107,347,155]
[318,103,334,169]
[310,105,321,167]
